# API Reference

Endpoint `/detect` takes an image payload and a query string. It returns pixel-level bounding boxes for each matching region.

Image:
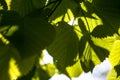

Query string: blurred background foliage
[0,0,120,80]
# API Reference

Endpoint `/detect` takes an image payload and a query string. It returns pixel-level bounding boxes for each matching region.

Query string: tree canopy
[0,0,120,80]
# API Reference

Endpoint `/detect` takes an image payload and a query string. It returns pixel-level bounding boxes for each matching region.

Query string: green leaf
[114,64,120,77]
[0,10,22,27]
[0,0,8,10]
[10,0,34,16]
[78,18,88,35]
[47,22,79,70]
[18,55,37,76]
[6,15,56,59]
[78,36,87,58]
[10,0,46,17]
[91,25,115,38]
[66,60,82,77]
[107,68,120,80]
[49,0,78,21]
[0,40,20,80]
[17,65,36,80]
[109,40,120,66]
[92,0,120,35]
[80,59,94,72]
[89,39,109,61]
[36,66,50,80]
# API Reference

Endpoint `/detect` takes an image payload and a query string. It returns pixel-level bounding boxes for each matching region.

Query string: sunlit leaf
[66,60,82,77]
[107,68,120,80]
[49,0,78,21]
[89,39,109,61]
[109,40,120,66]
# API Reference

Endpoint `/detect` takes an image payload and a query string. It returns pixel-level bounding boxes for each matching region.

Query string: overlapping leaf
[0,40,20,80]
[91,25,115,38]
[90,0,120,38]
[10,0,46,16]
[49,0,78,21]
[47,22,79,72]
[89,39,109,61]
[78,36,87,58]
[80,59,94,72]
[6,15,56,59]
[114,64,120,77]
[107,68,120,80]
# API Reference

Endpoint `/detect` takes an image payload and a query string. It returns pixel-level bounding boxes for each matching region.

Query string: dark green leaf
[114,64,120,77]
[0,10,22,27]
[10,0,46,17]
[91,25,115,38]
[37,66,50,80]
[47,22,79,69]
[6,15,56,59]
[78,18,88,35]
[17,65,36,80]
[49,0,78,21]
[78,36,87,58]
[89,39,109,61]
[0,0,8,10]
[80,59,95,72]
[0,40,20,80]
[91,0,120,35]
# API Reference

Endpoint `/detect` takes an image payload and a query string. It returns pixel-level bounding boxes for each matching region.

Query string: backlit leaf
[47,22,79,72]
[91,25,115,38]
[109,40,120,66]
[89,39,109,61]
[78,36,87,58]
[5,14,55,59]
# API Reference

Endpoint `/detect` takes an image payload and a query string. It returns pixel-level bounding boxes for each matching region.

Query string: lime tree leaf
[49,0,78,21]
[91,25,115,38]
[78,18,88,35]
[80,59,94,72]
[6,15,56,59]
[109,40,120,66]
[0,0,8,10]
[17,65,36,80]
[107,68,120,80]
[47,22,79,74]
[78,36,87,58]
[10,0,46,16]
[114,64,120,77]
[89,39,109,61]
[0,10,22,27]
[35,66,50,80]
[66,60,82,77]
[91,0,120,36]
[10,0,35,16]
[32,0,46,9]
[0,40,20,80]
